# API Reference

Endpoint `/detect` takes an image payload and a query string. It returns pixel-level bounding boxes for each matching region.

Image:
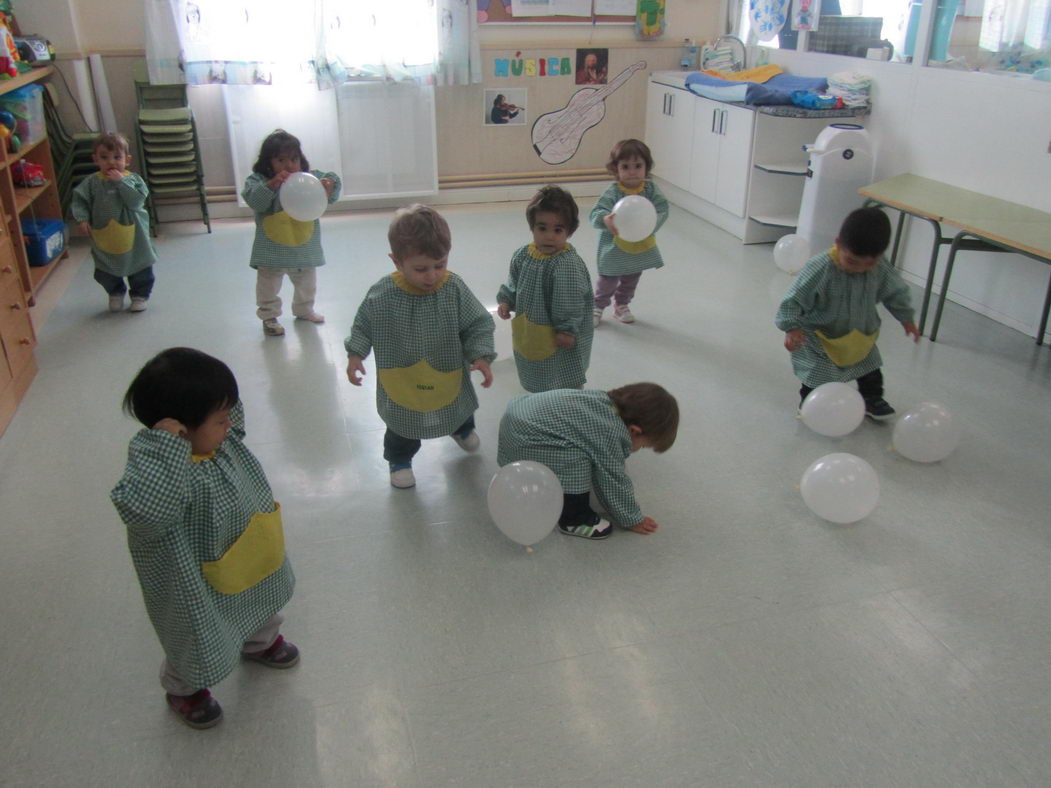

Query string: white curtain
[980,0,1051,53]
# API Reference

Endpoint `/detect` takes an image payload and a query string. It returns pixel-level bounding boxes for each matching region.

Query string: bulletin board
[479,1,634,25]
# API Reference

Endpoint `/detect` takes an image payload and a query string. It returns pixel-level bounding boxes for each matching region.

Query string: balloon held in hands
[611,195,657,242]
[280,172,328,222]
[487,461,563,546]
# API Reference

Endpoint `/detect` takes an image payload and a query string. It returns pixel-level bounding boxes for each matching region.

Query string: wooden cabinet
[0,67,61,436]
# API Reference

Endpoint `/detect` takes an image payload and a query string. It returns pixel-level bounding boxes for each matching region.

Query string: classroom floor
[3,200,1051,787]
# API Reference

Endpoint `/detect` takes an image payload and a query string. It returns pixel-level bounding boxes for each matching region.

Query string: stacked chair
[133,64,210,234]
[42,84,100,218]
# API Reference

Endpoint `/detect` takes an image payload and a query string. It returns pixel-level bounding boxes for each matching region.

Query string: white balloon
[800,382,865,437]
[612,195,658,242]
[892,401,960,463]
[280,172,328,222]
[773,234,811,275]
[487,461,563,546]
[800,452,880,524]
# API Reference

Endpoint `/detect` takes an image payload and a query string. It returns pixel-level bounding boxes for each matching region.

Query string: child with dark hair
[71,132,158,313]
[497,382,678,540]
[242,129,341,336]
[111,348,297,730]
[497,185,594,392]
[776,207,920,419]
[591,138,669,326]
[346,205,496,489]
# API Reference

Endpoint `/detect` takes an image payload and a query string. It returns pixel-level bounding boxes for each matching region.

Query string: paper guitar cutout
[531,61,647,165]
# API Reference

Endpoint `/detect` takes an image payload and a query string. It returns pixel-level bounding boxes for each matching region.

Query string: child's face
[391,251,448,292]
[616,155,647,188]
[93,146,129,173]
[186,407,232,455]
[270,152,302,176]
[530,210,571,255]
[834,241,879,274]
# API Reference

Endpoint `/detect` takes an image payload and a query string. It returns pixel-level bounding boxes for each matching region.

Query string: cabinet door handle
[711,108,717,133]
[668,93,674,116]
[719,109,727,135]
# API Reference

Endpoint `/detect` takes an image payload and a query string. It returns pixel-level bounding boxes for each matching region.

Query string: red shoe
[166,689,223,729]
[243,634,300,668]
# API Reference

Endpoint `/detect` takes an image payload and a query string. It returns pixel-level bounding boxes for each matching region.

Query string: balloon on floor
[892,401,960,463]
[280,172,328,222]
[487,461,563,546]
[800,452,880,523]
[773,233,810,274]
[800,382,865,437]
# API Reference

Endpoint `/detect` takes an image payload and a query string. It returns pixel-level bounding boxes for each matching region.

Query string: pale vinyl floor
[2,199,1051,787]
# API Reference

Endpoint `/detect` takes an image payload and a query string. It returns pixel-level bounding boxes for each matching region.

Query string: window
[928,0,1051,73]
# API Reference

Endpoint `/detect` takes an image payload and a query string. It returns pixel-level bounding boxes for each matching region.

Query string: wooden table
[859,173,1051,344]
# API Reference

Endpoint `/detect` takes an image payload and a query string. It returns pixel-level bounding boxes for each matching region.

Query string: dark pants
[94,266,155,299]
[383,416,475,466]
[559,492,599,527]
[800,368,884,405]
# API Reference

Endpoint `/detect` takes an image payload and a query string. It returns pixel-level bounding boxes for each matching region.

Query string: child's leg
[242,613,300,667]
[593,275,620,309]
[855,369,884,400]
[287,268,321,320]
[255,268,286,320]
[799,382,813,406]
[127,266,155,300]
[450,415,479,451]
[159,658,201,697]
[159,660,222,729]
[383,428,422,466]
[93,268,126,295]
[559,492,598,526]
[612,272,643,306]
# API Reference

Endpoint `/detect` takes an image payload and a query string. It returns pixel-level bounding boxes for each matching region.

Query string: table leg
[917,218,943,335]
[930,231,968,343]
[1037,272,1051,347]
[889,211,905,269]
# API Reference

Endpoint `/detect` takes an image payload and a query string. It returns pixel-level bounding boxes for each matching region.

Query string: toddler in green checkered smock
[345,205,496,490]
[111,348,298,730]
[242,130,341,337]
[776,207,920,420]
[496,185,594,392]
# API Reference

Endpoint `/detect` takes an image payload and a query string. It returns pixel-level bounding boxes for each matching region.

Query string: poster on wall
[575,49,609,85]
[531,60,646,164]
[485,89,528,125]
[510,0,591,16]
[791,0,822,31]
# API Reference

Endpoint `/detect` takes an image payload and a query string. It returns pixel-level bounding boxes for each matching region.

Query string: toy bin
[21,218,66,266]
[0,84,45,145]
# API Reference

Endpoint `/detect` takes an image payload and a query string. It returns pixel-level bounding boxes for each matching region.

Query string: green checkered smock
[497,390,642,528]
[345,271,496,440]
[775,251,915,388]
[497,243,594,392]
[242,170,342,270]
[111,402,294,690]
[590,181,669,277]
[70,172,158,277]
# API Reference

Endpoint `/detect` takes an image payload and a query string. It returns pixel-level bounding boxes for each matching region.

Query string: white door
[646,82,694,192]
[713,103,755,217]
[688,96,720,203]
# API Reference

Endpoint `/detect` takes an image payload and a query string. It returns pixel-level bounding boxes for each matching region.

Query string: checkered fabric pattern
[590,181,669,277]
[808,16,884,55]
[242,170,342,270]
[497,243,594,392]
[345,271,496,440]
[111,402,295,690]
[775,251,914,388]
[497,390,642,528]
[70,172,158,277]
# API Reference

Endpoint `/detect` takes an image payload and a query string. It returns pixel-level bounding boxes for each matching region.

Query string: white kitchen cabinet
[644,80,695,193]
[689,97,754,217]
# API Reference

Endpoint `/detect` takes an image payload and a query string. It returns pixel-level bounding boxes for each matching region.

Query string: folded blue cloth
[685,71,828,105]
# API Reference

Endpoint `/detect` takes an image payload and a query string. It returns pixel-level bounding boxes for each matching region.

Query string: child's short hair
[123,348,239,430]
[525,185,580,235]
[94,132,130,156]
[608,382,679,453]
[388,204,452,261]
[837,207,892,258]
[606,138,654,178]
[252,129,309,178]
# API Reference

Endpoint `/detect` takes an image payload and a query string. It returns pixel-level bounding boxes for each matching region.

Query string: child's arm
[591,449,646,530]
[241,172,281,214]
[111,427,195,541]
[457,279,497,386]
[114,173,150,210]
[775,259,823,345]
[344,298,374,384]
[549,254,591,346]
[70,178,92,232]
[877,262,921,343]
[311,170,342,203]
[496,253,522,319]
[648,182,670,234]
[590,187,617,231]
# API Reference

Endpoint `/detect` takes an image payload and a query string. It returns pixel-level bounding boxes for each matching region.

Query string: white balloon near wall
[773,234,811,274]
[800,453,880,524]
[892,401,961,463]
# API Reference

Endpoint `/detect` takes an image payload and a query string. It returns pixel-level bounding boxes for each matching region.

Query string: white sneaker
[129,297,148,313]
[389,465,416,488]
[108,295,124,312]
[592,307,604,328]
[262,318,285,336]
[295,312,325,324]
[613,304,635,323]
[451,430,480,452]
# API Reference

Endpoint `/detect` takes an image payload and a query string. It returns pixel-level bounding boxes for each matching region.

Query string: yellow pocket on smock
[201,504,285,595]
[816,328,879,367]
[262,211,315,246]
[614,235,657,254]
[379,359,462,413]
[91,219,136,255]
[511,313,557,361]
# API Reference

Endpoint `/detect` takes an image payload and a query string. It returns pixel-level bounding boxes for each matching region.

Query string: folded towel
[700,64,784,83]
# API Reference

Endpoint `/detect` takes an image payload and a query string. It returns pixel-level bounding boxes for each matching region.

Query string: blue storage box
[21,218,66,266]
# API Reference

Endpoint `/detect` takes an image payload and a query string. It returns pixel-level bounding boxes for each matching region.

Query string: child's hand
[470,358,493,388]
[267,171,291,191]
[629,516,659,535]
[105,168,124,182]
[153,418,189,440]
[903,321,921,343]
[78,221,91,236]
[603,214,619,236]
[320,177,335,197]
[555,332,576,349]
[346,355,366,385]
[784,329,805,352]
[496,303,511,320]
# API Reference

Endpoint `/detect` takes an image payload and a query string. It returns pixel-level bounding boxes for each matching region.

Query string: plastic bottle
[680,39,698,71]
